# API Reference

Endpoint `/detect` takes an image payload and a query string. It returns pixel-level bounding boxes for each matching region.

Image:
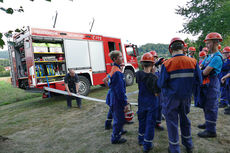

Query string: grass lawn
[0,81,41,106]
[0,82,230,153]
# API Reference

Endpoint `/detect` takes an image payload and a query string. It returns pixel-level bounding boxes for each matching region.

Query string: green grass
[0,82,230,153]
[0,81,41,106]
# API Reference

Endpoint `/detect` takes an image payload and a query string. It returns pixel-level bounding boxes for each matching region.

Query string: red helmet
[140,53,155,62]
[125,104,134,122]
[169,37,185,54]
[188,47,196,52]
[149,50,158,57]
[204,32,223,42]
[184,43,188,48]
[199,51,207,57]
[223,46,230,53]
[125,110,134,122]
[218,44,221,50]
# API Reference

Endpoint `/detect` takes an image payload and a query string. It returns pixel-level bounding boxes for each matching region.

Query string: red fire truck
[8,27,139,96]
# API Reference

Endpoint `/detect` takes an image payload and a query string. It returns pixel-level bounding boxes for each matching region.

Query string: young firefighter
[218,46,230,108]
[136,52,161,153]
[202,47,208,56]
[104,63,132,130]
[149,50,165,131]
[158,37,202,153]
[221,72,230,114]
[198,32,223,138]
[199,51,207,65]
[188,47,196,58]
[183,43,188,55]
[64,68,82,108]
[104,50,129,144]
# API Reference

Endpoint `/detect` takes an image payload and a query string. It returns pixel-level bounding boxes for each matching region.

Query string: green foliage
[0,59,10,67]
[176,0,230,45]
[0,66,4,72]
[0,70,10,77]
[138,43,170,58]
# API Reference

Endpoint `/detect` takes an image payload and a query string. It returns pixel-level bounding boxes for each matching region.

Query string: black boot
[143,146,153,153]
[120,130,127,135]
[186,146,194,153]
[219,103,228,108]
[197,130,217,138]
[112,138,127,144]
[197,123,206,129]
[168,147,171,153]
[224,109,230,115]
[224,106,230,111]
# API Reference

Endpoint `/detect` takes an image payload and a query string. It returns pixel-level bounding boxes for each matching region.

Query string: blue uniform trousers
[138,108,157,150]
[165,97,193,153]
[156,96,162,125]
[66,88,81,107]
[111,106,125,142]
[200,77,220,133]
[105,107,113,129]
[220,86,229,105]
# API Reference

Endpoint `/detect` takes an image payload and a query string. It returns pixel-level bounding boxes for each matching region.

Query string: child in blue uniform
[104,50,129,144]
[136,53,160,153]
[158,37,202,153]
[198,32,223,138]
[218,46,230,108]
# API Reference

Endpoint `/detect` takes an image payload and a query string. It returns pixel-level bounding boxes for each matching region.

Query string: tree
[176,0,230,45]
[0,66,4,72]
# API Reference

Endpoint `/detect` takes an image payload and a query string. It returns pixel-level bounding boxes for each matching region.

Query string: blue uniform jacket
[106,63,128,108]
[136,71,159,111]
[158,54,202,99]
[219,57,230,81]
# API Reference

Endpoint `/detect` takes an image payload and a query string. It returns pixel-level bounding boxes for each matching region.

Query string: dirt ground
[0,84,230,153]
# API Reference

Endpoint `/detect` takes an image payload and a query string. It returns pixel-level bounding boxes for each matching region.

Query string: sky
[0,0,198,51]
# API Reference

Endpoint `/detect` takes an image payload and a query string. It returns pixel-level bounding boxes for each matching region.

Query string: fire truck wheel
[124,69,134,86]
[78,76,90,96]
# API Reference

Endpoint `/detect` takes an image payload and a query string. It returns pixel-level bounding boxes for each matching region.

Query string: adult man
[158,37,202,153]
[198,32,223,138]
[64,68,81,108]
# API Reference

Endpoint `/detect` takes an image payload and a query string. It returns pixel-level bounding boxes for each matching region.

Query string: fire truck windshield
[126,46,135,56]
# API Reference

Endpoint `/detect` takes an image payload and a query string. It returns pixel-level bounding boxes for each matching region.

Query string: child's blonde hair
[109,50,121,61]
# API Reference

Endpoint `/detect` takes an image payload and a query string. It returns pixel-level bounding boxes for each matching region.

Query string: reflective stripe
[138,133,144,136]
[144,139,152,143]
[206,120,216,124]
[170,73,194,79]
[169,140,179,145]
[182,135,192,139]
[126,90,138,96]
[106,119,112,121]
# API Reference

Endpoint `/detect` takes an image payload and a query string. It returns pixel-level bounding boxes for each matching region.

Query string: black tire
[78,76,90,96]
[124,69,134,86]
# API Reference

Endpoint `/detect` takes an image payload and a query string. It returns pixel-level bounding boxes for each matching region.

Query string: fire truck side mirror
[133,45,139,57]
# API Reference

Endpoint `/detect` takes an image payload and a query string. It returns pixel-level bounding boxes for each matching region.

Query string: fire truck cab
[8,27,139,96]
